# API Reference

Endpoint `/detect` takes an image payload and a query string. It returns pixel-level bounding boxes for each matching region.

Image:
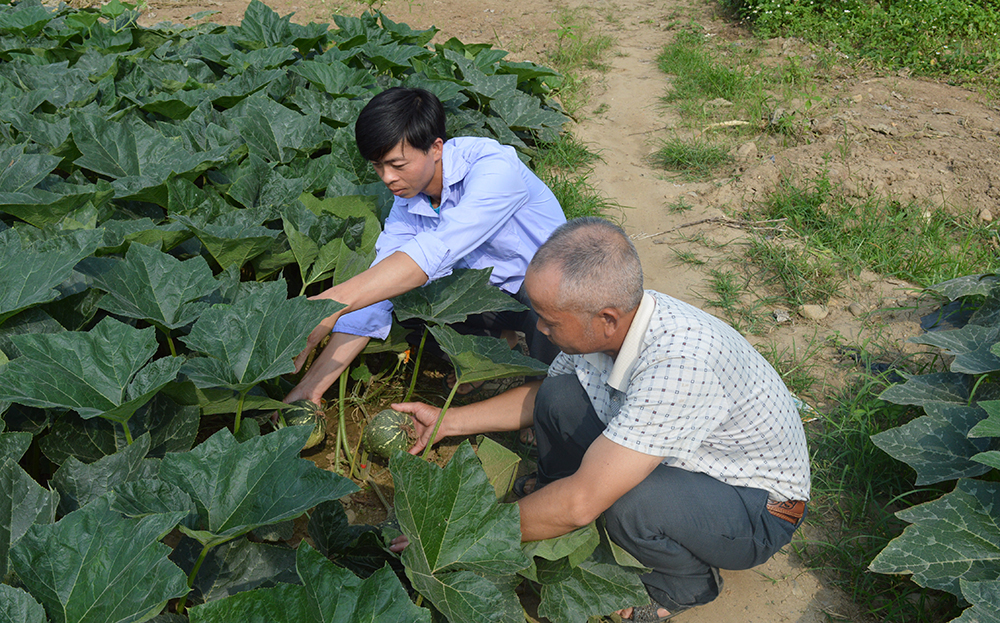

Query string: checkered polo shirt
[548,291,811,503]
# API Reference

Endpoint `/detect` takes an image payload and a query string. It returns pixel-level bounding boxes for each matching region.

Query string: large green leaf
[879,372,970,407]
[49,433,157,515]
[392,268,528,326]
[969,400,1000,438]
[0,585,47,623]
[169,536,298,606]
[909,325,1000,375]
[39,394,199,466]
[281,203,369,292]
[954,579,1000,623]
[869,403,993,485]
[393,441,531,623]
[179,280,344,394]
[475,436,520,499]
[0,316,183,426]
[10,496,189,623]
[0,227,101,326]
[927,274,1000,300]
[70,109,227,204]
[429,324,550,386]
[171,210,281,271]
[156,426,358,548]
[79,242,219,330]
[1,454,58,583]
[225,95,321,164]
[869,479,1000,597]
[188,542,430,623]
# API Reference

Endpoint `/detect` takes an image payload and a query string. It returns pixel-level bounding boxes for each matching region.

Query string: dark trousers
[401,283,560,366]
[533,374,803,610]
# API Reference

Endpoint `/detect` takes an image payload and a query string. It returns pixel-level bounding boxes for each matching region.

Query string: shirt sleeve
[395,153,530,283]
[332,301,393,339]
[329,201,416,339]
[546,352,576,377]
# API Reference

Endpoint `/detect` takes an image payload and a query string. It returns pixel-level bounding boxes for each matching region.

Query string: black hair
[354,87,447,162]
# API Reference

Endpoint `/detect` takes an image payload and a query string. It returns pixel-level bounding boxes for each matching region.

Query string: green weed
[545,7,616,114]
[749,174,1000,292]
[534,133,620,221]
[727,0,1000,91]
[651,138,733,180]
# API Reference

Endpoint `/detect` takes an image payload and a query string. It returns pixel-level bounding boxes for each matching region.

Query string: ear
[430,137,444,161]
[597,307,622,339]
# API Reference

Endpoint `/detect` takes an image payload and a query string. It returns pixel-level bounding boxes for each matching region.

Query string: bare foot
[445,373,484,395]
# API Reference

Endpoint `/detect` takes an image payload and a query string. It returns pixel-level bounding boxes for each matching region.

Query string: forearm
[315,251,428,314]
[518,479,594,542]
[293,333,370,400]
[445,380,541,437]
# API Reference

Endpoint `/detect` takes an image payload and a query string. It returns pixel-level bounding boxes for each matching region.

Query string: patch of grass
[796,363,962,623]
[754,334,822,398]
[656,27,774,127]
[650,138,733,180]
[749,174,1000,294]
[667,197,694,213]
[545,7,616,114]
[670,248,706,266]
[724,0,1000,91]
[533,133,620,221]
[702,268,771,335]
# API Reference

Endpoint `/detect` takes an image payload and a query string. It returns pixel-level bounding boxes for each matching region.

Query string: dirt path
[132,0,1000,620]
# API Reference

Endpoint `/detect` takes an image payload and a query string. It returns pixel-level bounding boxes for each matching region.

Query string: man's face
[525,267,604,356]
[370,138,443,199]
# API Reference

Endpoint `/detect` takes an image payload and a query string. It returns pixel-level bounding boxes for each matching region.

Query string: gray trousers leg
[533,374,803,610]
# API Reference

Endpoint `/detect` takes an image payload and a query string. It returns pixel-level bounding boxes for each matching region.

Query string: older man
[395,217,811,621]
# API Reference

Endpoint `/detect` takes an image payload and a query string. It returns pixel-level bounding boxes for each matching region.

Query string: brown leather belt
[767,499,806,525]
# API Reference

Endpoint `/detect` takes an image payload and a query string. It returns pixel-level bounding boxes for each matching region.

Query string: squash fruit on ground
[362,408,414,459]
[276,400,327,450]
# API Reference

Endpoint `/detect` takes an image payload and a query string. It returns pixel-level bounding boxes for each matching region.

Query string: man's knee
[534,374,588,425]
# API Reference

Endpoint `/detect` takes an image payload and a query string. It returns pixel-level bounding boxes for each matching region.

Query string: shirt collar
[605,292,656,392]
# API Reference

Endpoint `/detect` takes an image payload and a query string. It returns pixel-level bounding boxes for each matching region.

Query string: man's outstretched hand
[391,401,448,455]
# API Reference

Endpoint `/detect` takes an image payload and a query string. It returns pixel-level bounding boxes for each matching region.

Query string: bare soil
[133,0,1000,620]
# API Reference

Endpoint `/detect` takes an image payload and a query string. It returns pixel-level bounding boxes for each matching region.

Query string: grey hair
[528,217,644,315]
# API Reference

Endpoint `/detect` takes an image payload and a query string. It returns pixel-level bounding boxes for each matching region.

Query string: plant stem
[403,327,428,403]
[234,390,248,435]
[968,373,992,406]
[334,370,348,473]
[421,378,460,461]
[166,334,177,357]
[121,422,134,445]
[176,543,212,615]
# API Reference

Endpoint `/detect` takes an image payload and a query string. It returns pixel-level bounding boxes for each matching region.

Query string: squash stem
[233,390,248,435]
[334,369,348,473]
[421,379,459,461]
[166,334,177,357]
[121,422,134,445]
[402,327,428,403]
[176,543,212,615]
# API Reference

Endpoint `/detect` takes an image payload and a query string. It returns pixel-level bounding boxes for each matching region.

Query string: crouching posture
[394,217,811,621]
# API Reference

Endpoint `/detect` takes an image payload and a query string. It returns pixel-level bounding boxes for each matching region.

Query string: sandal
[512,471,546,498]
[514,427,538,458]
[625,603,689,622]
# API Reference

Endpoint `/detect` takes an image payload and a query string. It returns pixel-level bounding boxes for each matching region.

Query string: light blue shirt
[335,136,566,339]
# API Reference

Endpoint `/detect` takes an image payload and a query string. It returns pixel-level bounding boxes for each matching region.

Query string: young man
[285,87,565,405]
[392,218,811,621]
